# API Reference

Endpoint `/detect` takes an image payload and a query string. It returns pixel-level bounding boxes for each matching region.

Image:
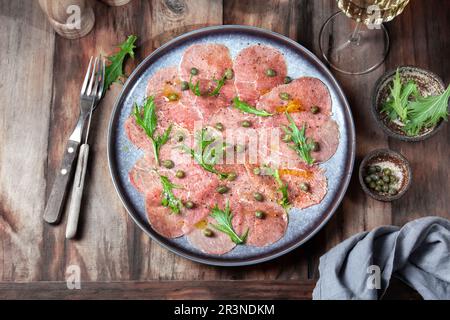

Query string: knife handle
[43,140,80,224]
[66,144,89,239]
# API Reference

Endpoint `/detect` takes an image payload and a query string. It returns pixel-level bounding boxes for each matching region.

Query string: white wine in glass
[320,0,410,75]
[338,0,410,24]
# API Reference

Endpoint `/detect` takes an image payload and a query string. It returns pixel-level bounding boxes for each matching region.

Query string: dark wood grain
[0,0,55,281]
[0,0,448,299]
[0,279,421,300]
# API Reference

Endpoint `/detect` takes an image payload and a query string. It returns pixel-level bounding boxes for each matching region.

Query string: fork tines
[81,56,105,100]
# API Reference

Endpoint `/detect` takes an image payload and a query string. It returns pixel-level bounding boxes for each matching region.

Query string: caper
[376,179,384,186]
[162,160,174,169]
[168,93,179,101]
[368,166,377,174]
[375,166,381,172]
[300,182,310,192]
[181,81,189,91]
[227,172,238,181]
[389,175,398,183]
[203,228,213,237]
[185,201,195,209]
[216,185,229,194]
[255,210,265,219]
[190,67,199,75]
[253,167,261,175]
[382,175,390,183]
[253,192,264,202]
[383,168,392,176]
[176,134,184,142]
[279,92,291,101]
[312,142,320,152]
[369,182,377,189]
[265,68,277,77]
[375,185,382,192]
[175,170,185,179]
[310,106,320,114]
[284,76,292,84]
[241,120,252,128]
[215,122,224,131]
[388,187,398,195]
[282,134,292,142]
[382,185,389,193]
[370,174,379,181]
[364,176,372,184]
[224,68,234,80]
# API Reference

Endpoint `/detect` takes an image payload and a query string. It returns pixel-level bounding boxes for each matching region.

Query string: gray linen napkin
[312,216,450,300]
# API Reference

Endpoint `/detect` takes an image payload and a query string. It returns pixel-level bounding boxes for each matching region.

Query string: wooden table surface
[0,0,448,299]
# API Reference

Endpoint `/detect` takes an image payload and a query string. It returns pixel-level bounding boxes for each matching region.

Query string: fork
[65,56,105,238]
[43,56,105,225]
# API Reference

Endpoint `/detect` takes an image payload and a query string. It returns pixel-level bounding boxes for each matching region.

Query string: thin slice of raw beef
[256,77,332,118]
[243,163,327,210]
[146,66,202,131]
[124,116,154,153]
[146,66,180,105]
[234,45,287,105]
[232,201,287,247]
[257,118,340,166]
[186,215,237,255]
[278,164,328,209]
[256,77,338,164]
[179,44,235,120]
[305,118,339,163]
[145,189,185,238]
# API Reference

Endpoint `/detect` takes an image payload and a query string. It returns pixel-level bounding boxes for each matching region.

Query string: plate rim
[107,25,356,266]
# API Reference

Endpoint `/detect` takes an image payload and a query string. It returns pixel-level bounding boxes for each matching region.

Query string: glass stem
[349,21,361,44]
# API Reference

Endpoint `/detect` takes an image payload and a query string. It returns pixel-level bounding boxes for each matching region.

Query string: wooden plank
[0,279,421,300]
[0,280,313,300]
[0,0,55,281]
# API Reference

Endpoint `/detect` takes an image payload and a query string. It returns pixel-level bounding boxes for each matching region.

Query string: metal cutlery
[65,56,105,239]
[43,56,104,225]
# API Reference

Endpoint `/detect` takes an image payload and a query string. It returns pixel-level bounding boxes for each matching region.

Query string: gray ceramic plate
[107,25,355,266]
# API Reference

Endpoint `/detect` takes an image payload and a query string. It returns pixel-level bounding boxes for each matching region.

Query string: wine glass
[319,0,410,75]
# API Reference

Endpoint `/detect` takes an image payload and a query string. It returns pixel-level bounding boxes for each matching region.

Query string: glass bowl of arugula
[372,66,450,141]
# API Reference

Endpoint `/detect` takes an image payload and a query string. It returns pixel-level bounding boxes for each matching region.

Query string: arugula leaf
[104,35,137,91]
[208,75,227,97]
[381,68,450,136]
[404,85,450,136]
[209,200,248,244]
[133,96,172,165]
[270,168,290,209]
[182,128,229,179]
[381,69,418,123]
[188,74,202,96]
[256,165,290,210]
[188,73,228,97]
[283,113,315,165]
[159,175,183,214]
[232,97,274,117]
